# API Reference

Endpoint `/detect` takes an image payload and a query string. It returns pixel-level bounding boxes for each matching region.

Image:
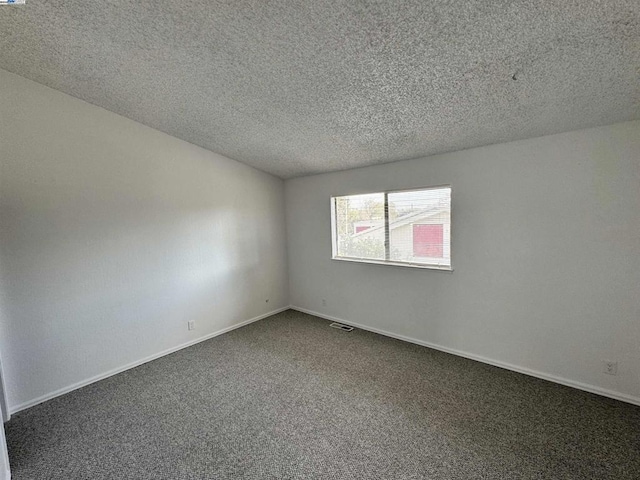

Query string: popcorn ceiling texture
[0,1,638,178]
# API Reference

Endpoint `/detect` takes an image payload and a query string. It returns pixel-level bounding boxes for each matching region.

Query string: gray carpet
[6,310,640,479]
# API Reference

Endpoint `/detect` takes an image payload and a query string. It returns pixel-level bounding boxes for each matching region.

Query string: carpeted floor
[6,310,640,479]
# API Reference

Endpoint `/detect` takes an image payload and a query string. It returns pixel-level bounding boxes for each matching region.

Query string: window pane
[387,187,451,266]
[334,193,385,260]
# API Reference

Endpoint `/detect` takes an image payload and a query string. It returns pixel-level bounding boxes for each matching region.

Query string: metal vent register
[329,322,354,332]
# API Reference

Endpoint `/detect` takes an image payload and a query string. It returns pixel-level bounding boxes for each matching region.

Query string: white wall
[0,264,11,480]
[0,423,8,480]
[0,260,10,422]
[286,120,640,404]
[0,264,10,479]
[0,69,289,412]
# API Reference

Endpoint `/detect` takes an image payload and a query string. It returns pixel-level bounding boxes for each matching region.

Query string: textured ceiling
[0,1,639,178]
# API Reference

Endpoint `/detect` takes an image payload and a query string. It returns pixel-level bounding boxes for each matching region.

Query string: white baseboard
[9,306,289,415]
[10,304,639,414]
[2,468,9,480]
[290,306,640,407]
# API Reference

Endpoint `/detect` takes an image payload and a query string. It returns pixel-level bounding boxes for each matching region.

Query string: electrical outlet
[603,360,618,376]
[188,320,195,331]
[322,299,327,306]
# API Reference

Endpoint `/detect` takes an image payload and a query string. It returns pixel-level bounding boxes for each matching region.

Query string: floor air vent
[329,322,354,332]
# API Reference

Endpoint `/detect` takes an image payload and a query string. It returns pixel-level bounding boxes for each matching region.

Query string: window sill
[332,256,453,272]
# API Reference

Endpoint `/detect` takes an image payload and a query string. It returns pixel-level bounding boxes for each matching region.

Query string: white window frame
[330,185,453,271]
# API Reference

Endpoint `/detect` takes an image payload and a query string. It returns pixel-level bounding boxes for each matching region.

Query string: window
[331,186,451,270]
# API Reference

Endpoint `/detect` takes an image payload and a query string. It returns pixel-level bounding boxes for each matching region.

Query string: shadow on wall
[0,263,10,422]
[0,192,269,409]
